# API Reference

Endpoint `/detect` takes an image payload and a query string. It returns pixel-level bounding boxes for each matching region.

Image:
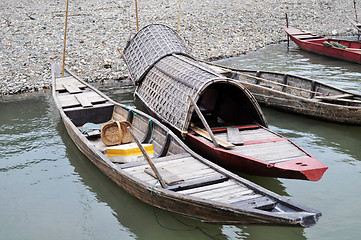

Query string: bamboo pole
[127,127,167,188]
[285,13,289,48]
[117,48,126,62]
[177,0,181,34]
[62,0,70,76]
[188,96,219,148]
[135,0,139,31]
[353,0,358,23]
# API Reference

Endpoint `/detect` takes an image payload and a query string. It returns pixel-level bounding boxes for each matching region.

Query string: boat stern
[275,157,328,181]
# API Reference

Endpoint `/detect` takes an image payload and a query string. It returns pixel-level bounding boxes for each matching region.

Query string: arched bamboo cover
[123,24,192,85]
[123,24,267,133]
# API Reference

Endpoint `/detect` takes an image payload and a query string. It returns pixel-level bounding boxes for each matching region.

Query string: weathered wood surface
[75,94,93,107]
[63,82,82,94]
[227,127,243,145]
[58,91,106,108]
[56,76,86,91]
[203,61,361,125]
[191,126,235,148]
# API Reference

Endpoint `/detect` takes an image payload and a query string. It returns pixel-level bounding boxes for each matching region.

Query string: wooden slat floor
[199,127,309,163]
[119,152,268,207]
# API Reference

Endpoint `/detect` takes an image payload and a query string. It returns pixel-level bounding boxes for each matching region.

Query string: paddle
[127,126,167,188]
[188,95,219,148]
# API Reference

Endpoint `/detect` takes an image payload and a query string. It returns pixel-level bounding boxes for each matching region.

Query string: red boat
[283,26,361,64]
[122,24,328,181]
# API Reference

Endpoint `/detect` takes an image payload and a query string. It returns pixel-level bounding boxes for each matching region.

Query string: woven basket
[101,121,133,146]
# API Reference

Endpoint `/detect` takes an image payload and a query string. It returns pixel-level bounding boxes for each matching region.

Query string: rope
[125,105,155,143]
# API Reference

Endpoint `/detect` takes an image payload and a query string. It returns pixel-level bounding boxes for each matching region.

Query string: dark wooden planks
[168,173,228,191]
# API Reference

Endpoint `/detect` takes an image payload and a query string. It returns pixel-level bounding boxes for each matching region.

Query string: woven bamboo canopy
[123,24,267,134]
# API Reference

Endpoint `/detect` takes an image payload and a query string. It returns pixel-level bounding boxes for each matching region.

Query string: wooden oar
[346,48,361,51]
[127,126,167,188]
[188,96,220,148]
[190,126,235,149]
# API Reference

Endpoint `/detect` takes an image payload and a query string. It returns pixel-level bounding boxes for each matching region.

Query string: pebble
[0,0,359,95]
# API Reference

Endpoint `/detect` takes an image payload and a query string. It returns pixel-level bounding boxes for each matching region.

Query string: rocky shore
[0,0,359,95]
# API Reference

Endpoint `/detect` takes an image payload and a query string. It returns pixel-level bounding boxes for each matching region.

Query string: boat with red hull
[283,26,361,64]
[185,124,326,181]
[122,24,328,181]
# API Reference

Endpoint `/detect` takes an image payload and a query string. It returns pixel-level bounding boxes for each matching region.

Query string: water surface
[1,42,361,239]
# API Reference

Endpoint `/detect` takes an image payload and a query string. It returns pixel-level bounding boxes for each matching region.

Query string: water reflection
[262,108,361,163]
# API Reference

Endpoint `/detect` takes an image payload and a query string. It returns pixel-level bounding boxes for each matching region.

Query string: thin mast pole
[135,0,139,31]
[177,0,181,34]
[62,0,70,76]
[354,0,358,23]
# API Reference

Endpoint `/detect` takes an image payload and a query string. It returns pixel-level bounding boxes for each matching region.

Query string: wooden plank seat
[144,167,184,185]
[55,76,86,91]
[58,91,107,108]
[75,94,93,107]
[168,173,228,191]
[294,34,322,40]
[227,127,243,145]
[63,82,82,94]
[119,153,191,169]
[286,28,312,35]
[232,196,277,210]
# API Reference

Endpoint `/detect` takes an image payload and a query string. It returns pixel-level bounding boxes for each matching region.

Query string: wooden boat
[282,26,361,64]
[122,24,328,181]
[51,62,322,226]
[200,61,361,125]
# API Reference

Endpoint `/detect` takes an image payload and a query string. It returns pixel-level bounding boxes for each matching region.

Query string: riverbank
[0,0,359,95]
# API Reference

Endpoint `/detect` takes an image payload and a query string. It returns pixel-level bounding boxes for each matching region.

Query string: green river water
[1,42,361,239]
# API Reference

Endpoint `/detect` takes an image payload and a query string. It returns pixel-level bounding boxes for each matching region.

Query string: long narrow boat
[282,26,361,64]
[122,24,327,181]
[51,62,322,226]
[200,61,361,125]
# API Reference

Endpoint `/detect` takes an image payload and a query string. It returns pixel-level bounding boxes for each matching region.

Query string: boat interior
[186,81,314,168]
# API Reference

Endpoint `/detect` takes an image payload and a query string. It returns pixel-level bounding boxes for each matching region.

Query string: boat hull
[185,128,327,181]
[283,26,361,64]
[245,83,361,125]
[202,62,361,125]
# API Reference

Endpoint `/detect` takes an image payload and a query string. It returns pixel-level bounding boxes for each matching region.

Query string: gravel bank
[0,0,359,95]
